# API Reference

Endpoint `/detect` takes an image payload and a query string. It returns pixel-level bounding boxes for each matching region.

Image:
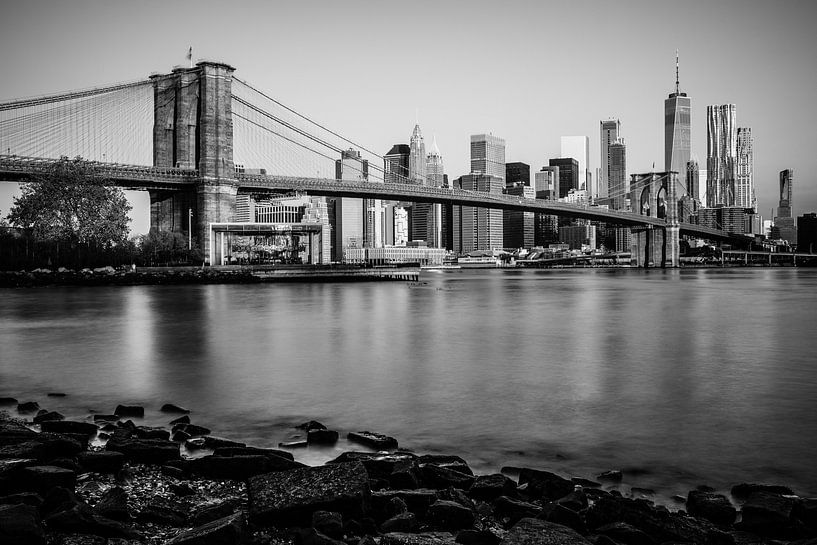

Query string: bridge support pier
[149,189,196,240]
[197,181,237,260]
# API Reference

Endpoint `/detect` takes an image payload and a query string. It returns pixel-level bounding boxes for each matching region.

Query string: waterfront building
[452,173,504,253]
[561,136,590,192]
[600,119,621,199]
[775,169,797,243]
[665,52,691,185]
[549,158,579,198]
[706,104,737,207]
[504,183,535,249]
[505,162,531,187]
[736,127,755,210]
[559,224,596,250]
[344,245,447,266]
[608,138,627,210]
[470,134,506,182]
[798,213,817,253]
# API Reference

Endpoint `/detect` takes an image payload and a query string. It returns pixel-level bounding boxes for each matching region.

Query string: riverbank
[1,396,815,545]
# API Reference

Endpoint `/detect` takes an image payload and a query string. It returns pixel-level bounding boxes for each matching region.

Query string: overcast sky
[1,0,815,235]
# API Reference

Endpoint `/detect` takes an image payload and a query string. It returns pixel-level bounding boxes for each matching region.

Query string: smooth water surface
[1,268,816,501]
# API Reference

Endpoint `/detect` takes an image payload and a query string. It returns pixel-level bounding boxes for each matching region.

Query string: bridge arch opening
[640,187,650,216]
[657,186,667,220]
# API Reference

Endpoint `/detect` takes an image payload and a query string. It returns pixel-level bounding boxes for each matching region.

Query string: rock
[173,423,211,437]
[169,415,191,426]
[381,532,458,544]
[313,510,344,539]
[420,464,475,490]
[279,440,309,448]
[597,470,623,482]
[348,431,398,450]
[194,436,246,449]
[40,419,98,437]
[77,451,125,474]
[793,498,817,532]
[44,497,135,537]
[556,490,588,512]
[0,435,83,462]
[214,446,296,461]
[20,465,76,493]
[493,496,542,526]
[106,438,180,464]
[308,428,339,445]
[0,503,46,545]
[248,461,370,527]
[32,411,64,424]
[381,511,419,533]
[0,458,37,491]
[190,455,300,480]
[469,474,517,500]
[372,489,439,519]
[687,490,737,525]
[16,401,39,413]
[170,482,196,497]
[418,455,473,476]
[294,527,347,544]
[500,518,591,544]
[731,483,794,499]
[738,491,799,538]
[456,529,504,545]
[161,403,191,414]
[134,426,170,441]
[46,393,66,397]
[539,503,586,534]
[166,512,246,545]
[172,430,192,442]
[93,414,119,422]
[517,468,573,501]
[595,522,656,545]
[0,397,18,405]
[114,405,144,418]
[162,465,186,479]
[0,492,43,507]
[296,420,327,431]
[94,486,130,521]
[48,457,79,472]
[190,500,241,526]
[572,477,601,488]
[138,496,188,526]
[427,499,475,531]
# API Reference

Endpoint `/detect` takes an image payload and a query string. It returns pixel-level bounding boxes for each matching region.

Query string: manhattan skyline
[0,0,815,234]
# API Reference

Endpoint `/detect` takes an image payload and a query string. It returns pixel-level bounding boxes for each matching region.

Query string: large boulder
[94,486,130,521]
[32,411,64,424]
[190,454,302,480]
[20,465,76,494]
[594,522,656,545]
[348,431,398,450]
[418,455,473,476]
[687,490,737,525]
[248,461,370,527]
[493,496,542,526]
[420,464,475,490]
[44,492,136,538]
[517,468,573,502]
[0,503,45,545]
[0,435,82,462]
[381,512,419,533]
[381,532,457,544]
[106,437,180,464]
[470,474,517,501]
[161,403,191,414]
[40,420,97,437]
[166,512,246,545]
[114,405,144,418]
[371,489,439,520]
[78,451,125,474]
[500,518,591,544]
[213,446,295,461]
[173,423,211,437]
[312,510,344,539]
[737,491,800,539]
[427,499,475,531]
[731,483,793,499]
[307,429,339,445]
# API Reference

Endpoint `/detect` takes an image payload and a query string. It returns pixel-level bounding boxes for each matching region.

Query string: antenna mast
[675,49,680,94]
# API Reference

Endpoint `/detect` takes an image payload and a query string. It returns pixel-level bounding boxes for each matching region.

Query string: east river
[1,268,816,503]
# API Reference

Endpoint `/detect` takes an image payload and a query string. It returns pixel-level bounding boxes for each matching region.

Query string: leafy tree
[6,156,131,267]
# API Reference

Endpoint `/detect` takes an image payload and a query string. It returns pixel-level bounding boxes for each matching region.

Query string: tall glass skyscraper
[706,104,737,207]
[736,127,755,210]
[470,134,506,182]
[560,136,589,193]
[600,119,620,199]
[608,138,627,210]
[665,53,691,188]
[779,169,793,218]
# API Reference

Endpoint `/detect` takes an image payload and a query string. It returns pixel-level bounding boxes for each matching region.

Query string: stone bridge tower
[629,171,680,267]
[149,61,237,263]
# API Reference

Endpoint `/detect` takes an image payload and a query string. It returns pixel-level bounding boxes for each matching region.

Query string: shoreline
[2,396,815,545]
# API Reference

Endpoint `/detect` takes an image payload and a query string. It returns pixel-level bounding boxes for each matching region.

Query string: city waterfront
[2,268,816,504]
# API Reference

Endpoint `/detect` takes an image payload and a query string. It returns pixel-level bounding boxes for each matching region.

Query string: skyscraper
[417,135,444,247]
[706,104,737,207]
[470,134,506,181]
[333,149,368,261]
[505,162,530,186]
[452,173,504,253]
[384,144,410,183]
[736,127,755,210]
[665,52,691,184]
[548,158,579,198]
[409,124,426,183]
[608,138,627,210]
[600,119,620,199]
[560,136,590,193]
[774,169,796,243]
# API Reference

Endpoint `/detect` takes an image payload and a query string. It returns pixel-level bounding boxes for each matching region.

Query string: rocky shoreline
[1,396,815,545]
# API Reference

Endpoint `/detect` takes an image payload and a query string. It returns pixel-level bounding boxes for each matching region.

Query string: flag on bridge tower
[187,47,193,68]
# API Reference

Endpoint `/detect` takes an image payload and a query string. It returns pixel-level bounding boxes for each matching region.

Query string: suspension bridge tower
[629,171,681,267]
[149,61,237,262]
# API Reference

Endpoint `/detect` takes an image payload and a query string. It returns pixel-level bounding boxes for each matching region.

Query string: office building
[798,213,817,253]
[332,149,368,261]
[412,135,445,247]
[409,124,426,183]
[559,224,597,250]
[561,136,590,193]
[384,144,410,183]
[504,183,535,249]
[665,52,691,185]
[549,158,579,198]
[775,169,796,243]
[505,162,531,187]
[736,127,755,210]
[706,104,737,207]
[600,119,621,199]
[534,166,558,199]
[452,173,504,253]
[470,134,506,181]
[608,138,627,210]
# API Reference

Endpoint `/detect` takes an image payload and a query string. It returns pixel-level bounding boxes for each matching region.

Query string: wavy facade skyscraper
[706,104,737,207]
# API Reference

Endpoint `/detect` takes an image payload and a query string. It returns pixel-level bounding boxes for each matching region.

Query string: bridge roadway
[0,155,731,241]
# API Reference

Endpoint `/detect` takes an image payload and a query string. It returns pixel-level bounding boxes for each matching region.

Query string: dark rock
[595,522,656,545]
[214,446,296,461]
[731,483,794,499]
[114,405,144,418]
[248,461,370,527]
[0,397,18,405]
[170,482,196,497]
[0,435,82,462]
[793,498,817,531]
[169,415,191,426]
[0,492,43,507]
[48,457,79,472]
[138,496,188,526]
[16,402,39,413]
[557,490,588,512]
[493,496,542,526]
[117,419,137,430]
[294,527,346,545]
[106,438,180,464]
[44,496,136,538]
[40,419,97,437]
[688,490,737,525]
[517,468,573,501]
[308,428,340,445]
[388,496,409,516]
[501,518,591,544]
[456,529,503,545]
[437,487,476,511]
[134,426,170,441]
[161,403,190,414]
[0,503,45,545]
[32,411,64,424]
[46,393,66,397]
[279,440,309,448]
[420,464,475,490]
[196,436,246,449]
[93,414,119,422]
[418,455,473,476]
[469,474,517,500]
[190,500,240,526]
[348,431,398,450]
[597,470,623,483]
[572,477,601,488]
[166,512,245,545]
[296,420,327,431]
[173,423,211,437]
[381,511,419,533]
[381,532,457,544]
[162,465,187,479]
[372,489,438,519]
[738,491,799,538]
[78,451,125,474]
[190,455,300,480]
[313,510,344,539]
[631,487,655,497]
[390,467,421,490]
[100,423,117,432]
[94,486,130,521]
[539,502,586,534]
[427,499,475,531]
[20,465,76,493]
[172,430,192,442]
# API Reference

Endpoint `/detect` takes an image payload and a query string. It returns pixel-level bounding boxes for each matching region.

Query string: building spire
[675,49,680,94]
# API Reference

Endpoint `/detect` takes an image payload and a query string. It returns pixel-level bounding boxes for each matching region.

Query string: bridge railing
[0,154,198,181]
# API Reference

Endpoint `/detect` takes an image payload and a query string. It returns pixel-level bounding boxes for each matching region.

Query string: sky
[1,0,816,235]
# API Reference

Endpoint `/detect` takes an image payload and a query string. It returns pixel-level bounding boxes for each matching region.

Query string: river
[1,268,816,503]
